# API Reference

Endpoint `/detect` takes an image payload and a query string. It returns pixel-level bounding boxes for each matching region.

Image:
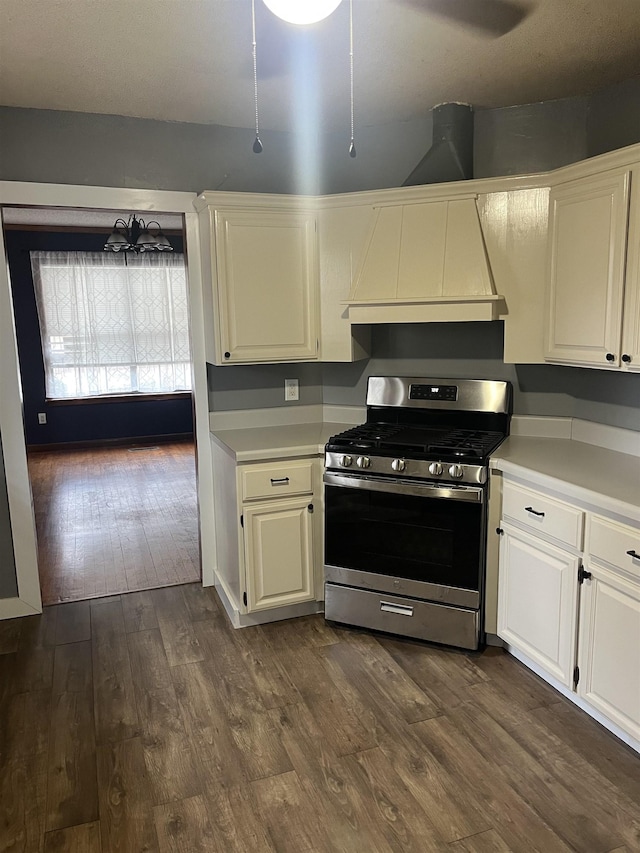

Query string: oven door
[323,472,486,610]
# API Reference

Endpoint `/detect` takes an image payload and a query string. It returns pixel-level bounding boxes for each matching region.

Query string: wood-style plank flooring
[28,441,200,605]
[1,583,639,852]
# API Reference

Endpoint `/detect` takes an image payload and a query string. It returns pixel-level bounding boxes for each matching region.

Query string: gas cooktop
[324,377,512,486]
[327,423,506,462]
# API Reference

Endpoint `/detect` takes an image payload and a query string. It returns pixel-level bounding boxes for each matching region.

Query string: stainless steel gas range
[323,376,512,650]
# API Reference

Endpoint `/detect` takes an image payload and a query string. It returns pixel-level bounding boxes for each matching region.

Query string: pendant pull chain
[251,0,263,153]
[349,0,356,157]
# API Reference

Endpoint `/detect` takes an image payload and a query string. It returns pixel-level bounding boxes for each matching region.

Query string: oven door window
[325,484,483,591]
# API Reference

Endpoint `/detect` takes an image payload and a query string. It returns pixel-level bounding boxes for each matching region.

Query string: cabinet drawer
[502,480,584,549]
[588,515,640,579]
[241,460,313,501]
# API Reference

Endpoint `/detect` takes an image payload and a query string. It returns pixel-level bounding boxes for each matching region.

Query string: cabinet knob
[606,353,615,362]
[622,354,632,363]
[496,527,504,535]
[224,351,231,359]
[308,503,314,513]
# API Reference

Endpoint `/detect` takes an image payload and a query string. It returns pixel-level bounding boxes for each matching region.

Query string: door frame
[0,181,216,618]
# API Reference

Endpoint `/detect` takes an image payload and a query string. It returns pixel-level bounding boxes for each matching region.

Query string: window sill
[46,392,192,406]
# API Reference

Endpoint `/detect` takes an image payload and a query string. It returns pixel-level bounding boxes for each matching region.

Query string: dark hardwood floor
[0,583,638,852]
[27,441,200,604]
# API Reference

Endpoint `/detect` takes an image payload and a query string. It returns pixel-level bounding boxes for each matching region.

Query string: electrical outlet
[284,378,299,401]
[38,412,47,425]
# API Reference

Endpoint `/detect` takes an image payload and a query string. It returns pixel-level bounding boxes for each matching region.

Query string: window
[30,251,191,399]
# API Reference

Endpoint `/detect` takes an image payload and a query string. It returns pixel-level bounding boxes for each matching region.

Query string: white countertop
[491,436,640,522]
[210,422,348,462]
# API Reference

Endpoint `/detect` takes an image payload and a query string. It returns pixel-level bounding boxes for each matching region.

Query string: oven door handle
[323,472,484,503]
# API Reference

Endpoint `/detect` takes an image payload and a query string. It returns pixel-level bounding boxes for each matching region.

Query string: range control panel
[409,384,458,402]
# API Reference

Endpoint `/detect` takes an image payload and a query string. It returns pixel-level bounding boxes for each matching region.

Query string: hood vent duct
[403,103,474,186]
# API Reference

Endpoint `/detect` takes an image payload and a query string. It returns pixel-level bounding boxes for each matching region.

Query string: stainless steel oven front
[323,471,488,650]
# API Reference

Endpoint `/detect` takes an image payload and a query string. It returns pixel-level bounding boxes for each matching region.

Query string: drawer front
[502,480,584,549]
[242,460,313,501]
[324,583,480,650]
[588,515,640,579]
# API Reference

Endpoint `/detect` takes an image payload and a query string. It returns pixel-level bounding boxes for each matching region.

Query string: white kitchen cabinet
[196,194,319,364]
[495,465,640,752]
[211,434,322,625]
[316,202,371,361]
[497,523,580,687]
[240,458,316,612]
[478,187,550,365]
[621,168,640,369]
[577,564,640,743]
[544,167,640,370]
[243,495,315,611]
[577,514,640,742]
[498,480,584,687]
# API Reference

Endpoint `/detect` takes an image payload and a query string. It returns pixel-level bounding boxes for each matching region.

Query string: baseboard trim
[214,578,323,628]
[27,433,194,453]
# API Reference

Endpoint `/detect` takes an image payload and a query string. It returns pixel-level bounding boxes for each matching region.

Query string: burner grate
[328,424,504,461]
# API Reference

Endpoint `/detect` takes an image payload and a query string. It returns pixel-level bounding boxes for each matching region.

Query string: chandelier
[104,215,173,253]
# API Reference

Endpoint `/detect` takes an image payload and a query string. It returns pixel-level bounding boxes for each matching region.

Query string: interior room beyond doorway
[29,440,199,604]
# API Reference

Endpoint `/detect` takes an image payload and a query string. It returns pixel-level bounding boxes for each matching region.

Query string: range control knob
[428,462,443,476]
[339,455,353,468]
[391,458,406,472]
[449,464,464,479]
[356,456,371,469]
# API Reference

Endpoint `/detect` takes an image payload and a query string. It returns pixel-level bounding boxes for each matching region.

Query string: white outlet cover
[284,379,299,401]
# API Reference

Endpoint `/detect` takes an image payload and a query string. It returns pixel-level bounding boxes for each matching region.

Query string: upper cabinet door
[544,169,631,367]
[621,168,640,371]
[214,208,318,363]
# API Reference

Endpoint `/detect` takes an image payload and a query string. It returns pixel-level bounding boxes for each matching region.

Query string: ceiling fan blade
[400,0,532,37]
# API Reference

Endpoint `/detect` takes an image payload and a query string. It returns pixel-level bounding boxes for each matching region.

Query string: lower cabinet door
[498,524,579,686]
[243,497,315,612]
[577,564,640,742]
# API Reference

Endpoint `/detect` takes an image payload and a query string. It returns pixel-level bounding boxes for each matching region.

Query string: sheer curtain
[30,251,191,399]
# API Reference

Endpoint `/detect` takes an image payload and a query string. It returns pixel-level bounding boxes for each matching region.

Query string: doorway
[0,184,216,616]
[4,209,201,603]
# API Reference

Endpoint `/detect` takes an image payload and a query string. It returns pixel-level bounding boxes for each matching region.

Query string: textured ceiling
[1,0,640,134]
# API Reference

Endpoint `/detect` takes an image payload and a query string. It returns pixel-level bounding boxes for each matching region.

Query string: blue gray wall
[5,229,194,447]
[2,77,639,192]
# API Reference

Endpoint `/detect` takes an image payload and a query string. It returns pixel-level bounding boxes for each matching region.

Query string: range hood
[345,195,504,324]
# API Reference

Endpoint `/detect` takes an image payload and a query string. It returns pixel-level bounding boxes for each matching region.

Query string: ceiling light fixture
[103,215,173,253]
[251,0,356,157]
[262,0,342,25]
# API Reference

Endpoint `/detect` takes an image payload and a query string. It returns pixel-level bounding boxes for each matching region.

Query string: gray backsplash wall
[206,324,640,432]
[207,362,324,412]
[0,433,19,599]
[322,324,640,431]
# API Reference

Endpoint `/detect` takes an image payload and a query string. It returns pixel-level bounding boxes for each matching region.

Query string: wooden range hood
[345,195,505,324]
